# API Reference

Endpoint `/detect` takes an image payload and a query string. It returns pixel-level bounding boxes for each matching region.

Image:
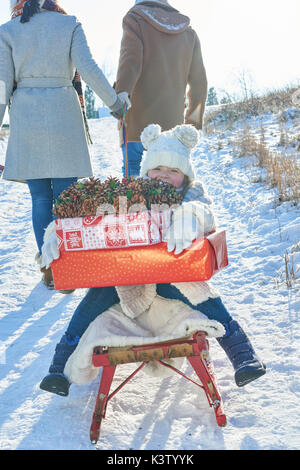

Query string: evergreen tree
[207,87,219,106]
[84,85,96,118]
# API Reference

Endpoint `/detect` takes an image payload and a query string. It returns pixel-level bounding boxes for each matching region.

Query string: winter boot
[36,253,54,290]
[40,266,55,290]
[217,320,266,387]
[39,334,80,396]
[59,289,76,295]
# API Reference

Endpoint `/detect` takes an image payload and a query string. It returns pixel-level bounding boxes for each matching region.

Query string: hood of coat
[131,1,190,34]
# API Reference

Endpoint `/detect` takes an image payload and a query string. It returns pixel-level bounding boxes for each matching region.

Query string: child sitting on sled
[39,124,266,397]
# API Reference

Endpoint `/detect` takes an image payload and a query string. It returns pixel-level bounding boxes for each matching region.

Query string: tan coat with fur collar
[115,1,208,144]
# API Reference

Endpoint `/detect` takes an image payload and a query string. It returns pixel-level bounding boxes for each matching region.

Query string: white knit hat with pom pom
[140,124,199,181]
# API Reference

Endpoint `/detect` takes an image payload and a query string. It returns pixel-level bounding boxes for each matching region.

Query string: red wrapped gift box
[51,212,228,290]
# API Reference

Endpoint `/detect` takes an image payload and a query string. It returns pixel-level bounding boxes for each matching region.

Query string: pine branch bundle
[54,177,183,218]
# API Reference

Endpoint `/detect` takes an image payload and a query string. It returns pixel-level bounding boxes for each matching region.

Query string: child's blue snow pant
[66,284,233,340]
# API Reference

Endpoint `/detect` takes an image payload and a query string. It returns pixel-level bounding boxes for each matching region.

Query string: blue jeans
[156,284,232,328]
[66,286,120,338]
[121,126,144,177]
[66,283,232,339]
[27,177,77,254]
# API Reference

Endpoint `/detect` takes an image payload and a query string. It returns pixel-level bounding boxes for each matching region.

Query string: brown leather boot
[37,253,75,293]
[59,288,76,295]
[40,266,55,290]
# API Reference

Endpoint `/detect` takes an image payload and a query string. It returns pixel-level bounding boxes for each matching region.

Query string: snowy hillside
[0,115,299,450]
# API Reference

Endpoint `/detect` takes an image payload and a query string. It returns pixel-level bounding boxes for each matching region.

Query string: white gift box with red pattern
[54,210,167,253]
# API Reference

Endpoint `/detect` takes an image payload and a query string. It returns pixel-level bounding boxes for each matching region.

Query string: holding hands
[110,92,131,120]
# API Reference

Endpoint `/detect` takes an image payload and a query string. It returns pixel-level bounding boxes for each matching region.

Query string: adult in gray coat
[0,0,126,288]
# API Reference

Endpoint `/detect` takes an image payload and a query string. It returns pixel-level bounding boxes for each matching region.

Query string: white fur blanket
[64,296,225,385]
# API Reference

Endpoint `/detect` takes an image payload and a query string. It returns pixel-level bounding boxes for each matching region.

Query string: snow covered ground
[0,116,299,450]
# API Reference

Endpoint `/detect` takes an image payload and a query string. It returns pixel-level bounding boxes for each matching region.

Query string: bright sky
[1,0,300,98]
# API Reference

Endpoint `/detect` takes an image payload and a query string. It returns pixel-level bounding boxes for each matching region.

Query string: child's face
[147,166,185,188]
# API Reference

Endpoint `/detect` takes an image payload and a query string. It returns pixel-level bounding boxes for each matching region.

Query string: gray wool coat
[0,10,118,183]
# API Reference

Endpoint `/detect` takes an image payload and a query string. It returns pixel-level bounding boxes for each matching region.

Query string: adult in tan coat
[115,0,208,177]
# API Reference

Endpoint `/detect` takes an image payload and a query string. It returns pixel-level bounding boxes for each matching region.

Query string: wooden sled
[89,331,227,444]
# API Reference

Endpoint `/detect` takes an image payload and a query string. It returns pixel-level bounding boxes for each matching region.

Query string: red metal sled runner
[90,331,227,444]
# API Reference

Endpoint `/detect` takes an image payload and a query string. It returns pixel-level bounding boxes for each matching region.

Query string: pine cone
[54,176,184,218]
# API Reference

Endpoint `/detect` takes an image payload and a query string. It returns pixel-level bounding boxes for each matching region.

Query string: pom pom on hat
[173,124,199,149]
[140,124,161,149]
